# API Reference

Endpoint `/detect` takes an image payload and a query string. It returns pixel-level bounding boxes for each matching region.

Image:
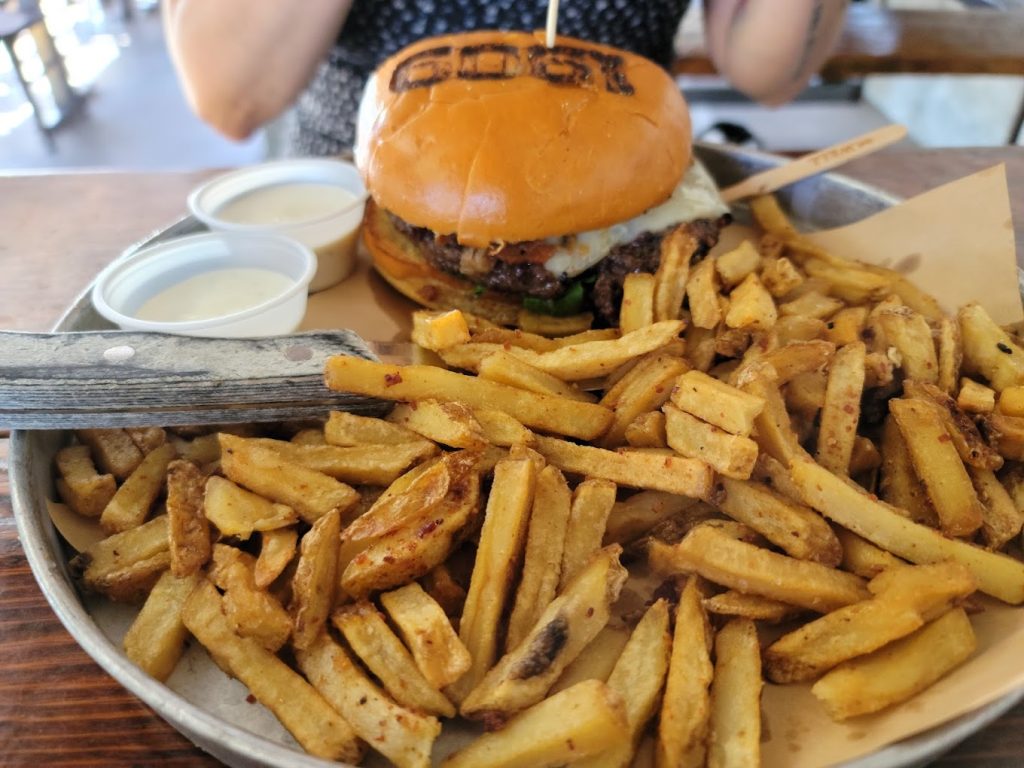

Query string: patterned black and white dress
[289,0,691,156]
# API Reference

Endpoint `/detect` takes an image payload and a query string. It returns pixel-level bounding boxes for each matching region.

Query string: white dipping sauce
[134,268,293,322]
[215,182,356,226]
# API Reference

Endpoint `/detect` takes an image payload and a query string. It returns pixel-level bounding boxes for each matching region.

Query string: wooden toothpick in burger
[354,30,729,327]
[545,0,560,48]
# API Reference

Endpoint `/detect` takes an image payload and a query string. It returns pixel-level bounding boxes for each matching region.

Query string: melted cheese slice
[542,161,729,278]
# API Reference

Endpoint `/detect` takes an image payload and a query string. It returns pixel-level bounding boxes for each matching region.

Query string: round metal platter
[11,143,1022,768]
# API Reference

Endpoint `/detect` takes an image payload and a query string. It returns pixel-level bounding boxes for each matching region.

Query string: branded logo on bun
[355,30,729,326]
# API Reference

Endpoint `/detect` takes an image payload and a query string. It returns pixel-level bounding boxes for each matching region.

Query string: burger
[354,30,729,327]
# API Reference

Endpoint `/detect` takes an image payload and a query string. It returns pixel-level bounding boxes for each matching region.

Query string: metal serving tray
[12,143,1022,768]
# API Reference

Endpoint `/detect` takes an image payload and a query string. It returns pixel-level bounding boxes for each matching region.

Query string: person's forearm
[163,0,354,139]
[704,0,848,105]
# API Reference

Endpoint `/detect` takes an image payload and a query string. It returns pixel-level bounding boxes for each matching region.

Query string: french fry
[473,408,535,447]
[296,632,441,768]
[890,398,984,537]
[123,570,201,681]
[774,315,828,344]
[958,378,996,414]
[760,255,805,298]
[165,459,210,577]
[715,477,841,565]
[686,323,718,372]
[76,515,170,602]
[657,576,712,768]
[599,354,688,448]
[603,490,702,546]
[707,618,762,768]
[757,339,834,384]
[333,601,456,717]
[937,315,963,394]
[211,545,292,652]
[901,380,1003,471]
[687,258,723,329]
[170,432,220,465]
[826,306,869,347]
[653,226,698,321]
[671,370,766,437]
[517,309,594,337]
[716,240,761,287]
[412,308,471,350]
[780,291,844,321]
[77,428,144,480]
[340,458,481,599]
[969,467,1024,549]
[576,599,672,768]
[291,508,340,650]
[448,456,537,703]
[203,475,299,539]
[99,443,176,534]
[461,546,627,723]
[290,427,326,445]
[182,579,363,762]
[980,410,1024,460]
[533,435,714,500]
[876,306,939,383]
[219,433,359,523]
[999,385,1024,416]
[649,523,869,612]
[624,411,668,448]
[725,273,776,331]
[810,608,976,721]
[703,590,800,622]
[836,528,906,579]
[54,444,116,517]
[560,480,618,590]
[478,350,597,403]
[803,258,893,304]
[790,459,1024,604]
[550,625,631,694]
[324,357,613,440]
[749,194,799,239]
[423,563,467,618]
[325,410,428,445]
[742,376,809,466]
[878,415,939,526]
[388,399,488,449]
[471,326,618,353]
[620,272,656,333]
[664,405,759,480]
[126,426,167,455]
[959,302,1024,391]
[443,680,628,768]
[814,341,866,475]
[506,465,573,651]
[765,562,976,684]
[248,435,438,484]
[254,527,298,589]
[380,582,472,689]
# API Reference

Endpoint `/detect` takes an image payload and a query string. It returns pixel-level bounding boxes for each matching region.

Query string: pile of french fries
[56,193,1024,767]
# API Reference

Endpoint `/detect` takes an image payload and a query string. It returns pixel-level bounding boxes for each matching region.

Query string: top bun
[355,30,692,248]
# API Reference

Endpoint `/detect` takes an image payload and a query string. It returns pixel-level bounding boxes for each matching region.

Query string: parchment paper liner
[49,164,1022,767]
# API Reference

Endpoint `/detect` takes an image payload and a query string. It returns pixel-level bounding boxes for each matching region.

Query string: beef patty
[390,212,727,325]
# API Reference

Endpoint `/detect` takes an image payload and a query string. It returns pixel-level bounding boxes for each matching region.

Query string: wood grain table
[2,149,1023,767]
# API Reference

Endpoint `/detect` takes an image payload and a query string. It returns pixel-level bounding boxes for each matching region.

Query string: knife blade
[0,330,413,430]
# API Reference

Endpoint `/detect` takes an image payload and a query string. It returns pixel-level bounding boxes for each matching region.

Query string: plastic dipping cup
[91,232,317,338]
[188,159,368,292]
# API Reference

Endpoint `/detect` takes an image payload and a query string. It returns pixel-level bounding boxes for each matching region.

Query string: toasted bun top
[355,30,692,248]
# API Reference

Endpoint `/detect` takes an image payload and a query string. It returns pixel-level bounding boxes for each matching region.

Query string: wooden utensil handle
[0,330,389,429]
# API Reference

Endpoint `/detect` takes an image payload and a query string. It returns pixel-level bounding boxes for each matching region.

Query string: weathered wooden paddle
[719,124,908,204]
[0,330,399,429]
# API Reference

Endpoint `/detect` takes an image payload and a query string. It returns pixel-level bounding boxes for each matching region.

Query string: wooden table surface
[2,148,1023,766]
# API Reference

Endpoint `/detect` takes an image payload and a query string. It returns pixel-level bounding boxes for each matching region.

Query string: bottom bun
[362,200,522,326]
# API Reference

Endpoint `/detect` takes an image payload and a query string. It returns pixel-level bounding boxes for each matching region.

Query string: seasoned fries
[60,187,1024,765]
[182,579,363,762]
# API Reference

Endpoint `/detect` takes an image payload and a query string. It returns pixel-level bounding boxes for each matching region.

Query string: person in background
[163,0,849,156]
